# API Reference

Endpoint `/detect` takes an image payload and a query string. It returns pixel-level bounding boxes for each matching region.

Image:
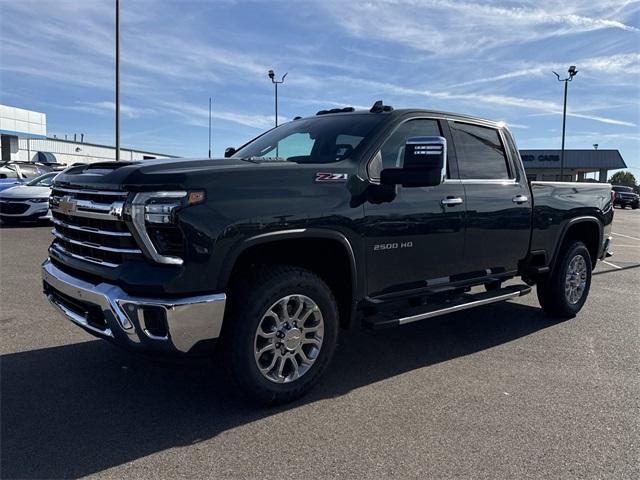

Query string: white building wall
[0,105,46,137]
[15,138,171,165]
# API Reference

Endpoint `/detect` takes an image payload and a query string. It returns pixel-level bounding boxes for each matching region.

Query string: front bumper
[42,260,226,354]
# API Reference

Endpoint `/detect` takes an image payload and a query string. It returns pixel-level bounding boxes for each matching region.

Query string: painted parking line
[603,260,623,270]
[612,232,640,242]
[613,244,640,248]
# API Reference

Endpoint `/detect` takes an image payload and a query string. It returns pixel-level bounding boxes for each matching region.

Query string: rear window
[450,122,510,179]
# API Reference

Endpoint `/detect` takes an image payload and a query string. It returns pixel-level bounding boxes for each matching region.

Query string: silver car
[0,172,57,224]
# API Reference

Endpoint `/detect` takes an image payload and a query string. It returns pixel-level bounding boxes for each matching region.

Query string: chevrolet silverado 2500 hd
[42,101,614,404]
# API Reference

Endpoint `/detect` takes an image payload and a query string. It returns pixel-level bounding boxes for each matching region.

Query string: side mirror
[380,136,446,187]
[224,147,236,158]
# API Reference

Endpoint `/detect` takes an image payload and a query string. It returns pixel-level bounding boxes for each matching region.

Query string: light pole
[115,0,120,161]
[208,97,212,158]
[268,69,287,127]
[553,65,578,180]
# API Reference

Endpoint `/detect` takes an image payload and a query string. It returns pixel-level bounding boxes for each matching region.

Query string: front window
[27,172,57,187]
[233,115,385,164]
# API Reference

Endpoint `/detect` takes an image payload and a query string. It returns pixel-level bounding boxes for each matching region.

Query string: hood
[0,185,51,199]
[0,181,24,192]
[52,157,288,191]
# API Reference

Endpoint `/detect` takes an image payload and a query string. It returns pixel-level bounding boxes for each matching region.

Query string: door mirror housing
[224,147,236,158]
[380,136,446,187]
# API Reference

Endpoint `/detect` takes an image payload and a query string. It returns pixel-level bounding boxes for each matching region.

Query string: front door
[363,118,467,298]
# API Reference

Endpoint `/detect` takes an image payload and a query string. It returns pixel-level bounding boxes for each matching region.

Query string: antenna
[208,97,212,158]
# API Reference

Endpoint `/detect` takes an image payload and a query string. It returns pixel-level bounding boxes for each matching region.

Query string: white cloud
[320,0,639,54]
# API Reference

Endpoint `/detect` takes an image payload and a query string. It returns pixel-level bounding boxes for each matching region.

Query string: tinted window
[450,122,510,179]
[234,115,385,164]
[380,119,441,169]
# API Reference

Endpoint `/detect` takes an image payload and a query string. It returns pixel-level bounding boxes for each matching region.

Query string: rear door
[363,118,467,298]
[449,121,531,277]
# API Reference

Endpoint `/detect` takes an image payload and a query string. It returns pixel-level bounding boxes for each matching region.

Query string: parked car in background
[612,185,639,209]
[0,162,53,192]
[0,172,57,224]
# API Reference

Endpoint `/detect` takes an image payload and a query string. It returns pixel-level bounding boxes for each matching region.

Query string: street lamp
[553,65,578,180]
[268,69,287,127]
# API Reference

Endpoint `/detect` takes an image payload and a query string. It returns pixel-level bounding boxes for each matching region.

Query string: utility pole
[208,97,212,158]
[553,65,578,180]
[115,0,120,161]
[268,70,287,127]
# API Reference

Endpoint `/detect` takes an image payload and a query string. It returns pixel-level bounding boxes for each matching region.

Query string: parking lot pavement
[1,209,639,479]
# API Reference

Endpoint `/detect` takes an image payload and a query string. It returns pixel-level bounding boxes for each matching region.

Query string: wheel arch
[219,229,361,329]
[551,216,602,272]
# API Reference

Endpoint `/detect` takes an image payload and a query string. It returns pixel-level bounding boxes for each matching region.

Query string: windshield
[612,186,633,193]
[233,114,385,163]
[27,172,57,187]
[0,165,19,179]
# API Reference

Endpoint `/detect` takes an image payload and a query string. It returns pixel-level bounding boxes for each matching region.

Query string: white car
[0,172,57,224]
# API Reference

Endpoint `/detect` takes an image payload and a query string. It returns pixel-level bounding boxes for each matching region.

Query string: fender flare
[217,228,363,325]
[550,216,603,272]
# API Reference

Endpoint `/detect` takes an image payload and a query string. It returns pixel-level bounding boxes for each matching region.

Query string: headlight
[30,198,49,203]
[128,191,204,265]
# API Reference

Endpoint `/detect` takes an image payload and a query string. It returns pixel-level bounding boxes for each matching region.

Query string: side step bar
[365,284,531,329]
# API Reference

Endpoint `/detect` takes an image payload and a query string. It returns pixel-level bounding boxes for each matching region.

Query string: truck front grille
[50,187,142,267]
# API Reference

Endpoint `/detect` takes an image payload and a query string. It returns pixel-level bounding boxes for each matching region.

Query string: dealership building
[0,104,173,165]
[519,149,627,182]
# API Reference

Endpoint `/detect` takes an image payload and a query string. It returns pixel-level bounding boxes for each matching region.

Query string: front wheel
[536,241,592,318]
[223,265,339,405]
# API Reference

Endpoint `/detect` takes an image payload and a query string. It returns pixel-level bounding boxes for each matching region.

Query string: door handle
[441,196,464,206]
[512,195,529,204]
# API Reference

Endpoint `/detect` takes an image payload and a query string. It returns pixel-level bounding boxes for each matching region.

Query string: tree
[608,170,637,187]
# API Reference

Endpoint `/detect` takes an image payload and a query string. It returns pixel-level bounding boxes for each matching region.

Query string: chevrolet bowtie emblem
[58,195,76,214]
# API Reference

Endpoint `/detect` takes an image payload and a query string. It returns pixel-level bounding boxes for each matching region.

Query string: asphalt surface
[1,209,639,479]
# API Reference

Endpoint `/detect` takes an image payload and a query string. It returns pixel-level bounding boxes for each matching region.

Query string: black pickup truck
[42,101,614,404]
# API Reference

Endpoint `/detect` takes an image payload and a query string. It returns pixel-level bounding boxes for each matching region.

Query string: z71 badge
[315,172,348,183]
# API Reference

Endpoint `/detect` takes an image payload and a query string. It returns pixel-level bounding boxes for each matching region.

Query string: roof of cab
[307,101,504,129]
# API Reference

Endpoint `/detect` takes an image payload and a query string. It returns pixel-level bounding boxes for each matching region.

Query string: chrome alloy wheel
[565,254,588,304]
[254,295,324,383]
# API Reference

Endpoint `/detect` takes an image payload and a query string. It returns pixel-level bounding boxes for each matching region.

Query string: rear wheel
[536,241,592,318]
[223,265,339,405]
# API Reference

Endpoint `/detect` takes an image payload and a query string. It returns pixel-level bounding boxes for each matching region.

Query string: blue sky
[1,0,639,174]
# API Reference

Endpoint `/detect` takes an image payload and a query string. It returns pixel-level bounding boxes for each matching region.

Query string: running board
[364,284,531,329]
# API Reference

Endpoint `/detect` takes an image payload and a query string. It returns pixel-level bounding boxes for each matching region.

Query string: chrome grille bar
[50,197,124,222]
[52,230,142,254]
[52,187,128,197]
[50,243,120,268]
[52,217,132,237]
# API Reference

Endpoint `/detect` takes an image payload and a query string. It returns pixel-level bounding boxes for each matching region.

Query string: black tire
[223,265,339,405]
[536,241,592,318]
[632,204,639,210]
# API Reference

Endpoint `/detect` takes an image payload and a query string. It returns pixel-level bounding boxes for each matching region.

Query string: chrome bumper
[41,260,226,354]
